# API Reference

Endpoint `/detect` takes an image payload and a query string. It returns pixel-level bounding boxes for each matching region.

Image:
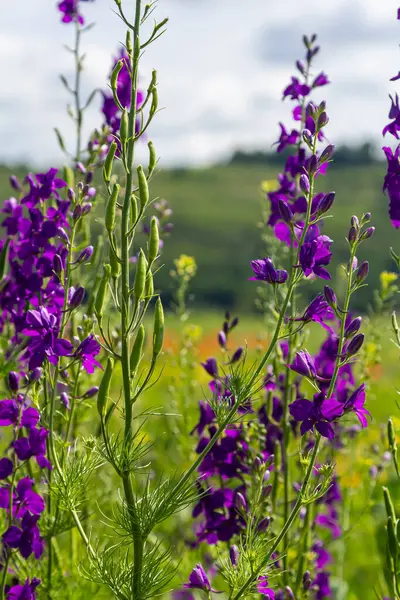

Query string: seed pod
[95,264,111,320]
[130,193,138,226]
[134,250,147,300]
[106,183,120,234]
[110,237,121,280]
[148,217,159,263]
[103,141,118,184]
[63,166,74,189]
[148,141,157,175]
[150,86,159,115]
[137,165,149,210]
[145,270,154,298]
[0,239,11,281]
[393,311,400,334]
[152,297,164,357]
[387,516,398,564]
[120,109,129,144]
[388,418,397,450]
[125,29,132,53]
[97,358,114,418]
[383,486,396,521]
[110,59,123,91]
[130,325,145,376]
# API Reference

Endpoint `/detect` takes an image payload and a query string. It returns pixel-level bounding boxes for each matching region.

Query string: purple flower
[201,358,218,378]
[73,334,102,374]
[3,514,44,560]
[6,578,41,600]
[282,76,310,100]
[257,576,275,599]
[13,428,52,470]
[287,350,317,379]
[0,458,13,480]
[289,392,343,440]
[293,294,335,330]
[58,0,92,25]
[298,225,333,280]
[342,384,370,428]
[22,308,73,370]
[383,146,400,228]
[183,564,218,593]
[274,124,299,153]
[249,258,288,285]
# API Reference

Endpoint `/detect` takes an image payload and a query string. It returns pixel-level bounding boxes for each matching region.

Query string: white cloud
[0,0,399,167]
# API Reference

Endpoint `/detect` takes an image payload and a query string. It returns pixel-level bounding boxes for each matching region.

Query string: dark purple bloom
[6,578,41,600]
[289,392,343,440]
[73,334,102,374]
[13,428,52,470]
[294,294,334,330]
[257,576,275,599]
[58,0,92,25]
[298,225,333,280]
[201,358,218,378]
[229,545,239,566]
[288,350,317,379]
[22,308,73,370]
[383,145,400,228]
[184,564,218,593]
[275,124,299,153]
[249,258,288,285]
[0,458,13,480]
[283,77,310,100]
[342,384,370,428]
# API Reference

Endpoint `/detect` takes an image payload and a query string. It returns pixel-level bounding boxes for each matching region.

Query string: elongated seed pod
[150,87,158,115]
[383,486,396,521]
[387,517,398,564]
[388,418,397,450]
[63,166,74,188]
[106,183,120,234]
[110,236,121,280]
[120,109,129,144]
[152,297,164,357]
[103,141,118,184]
[148,217,159,263]
[95,264,111,321]
[137,165,149,210]
[110,60,123,91]
[130,193,138,227]
[0,239,11,281]
[97,358,114,417]
[130,325,145,376]
[148,141,157,176]
[134,250,147,300]
[145,270,154,298]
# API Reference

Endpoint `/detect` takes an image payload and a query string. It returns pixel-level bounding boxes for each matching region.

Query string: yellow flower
[380,271,397,292]
[261,179,279,193]
[174,255,197,278]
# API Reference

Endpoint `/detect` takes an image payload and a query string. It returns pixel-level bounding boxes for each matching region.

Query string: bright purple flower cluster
[382,8,400,227]
[57,0,93,25]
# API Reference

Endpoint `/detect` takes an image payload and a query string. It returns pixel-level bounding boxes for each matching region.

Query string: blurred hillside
[0,144,396,313]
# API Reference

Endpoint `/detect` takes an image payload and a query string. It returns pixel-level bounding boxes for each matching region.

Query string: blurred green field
[1,158,400,598]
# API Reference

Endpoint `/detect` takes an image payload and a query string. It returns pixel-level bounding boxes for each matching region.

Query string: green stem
[294,504,313,593]
[73,18,82,162]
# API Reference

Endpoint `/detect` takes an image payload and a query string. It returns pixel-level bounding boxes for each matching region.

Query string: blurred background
[0,0,399,314]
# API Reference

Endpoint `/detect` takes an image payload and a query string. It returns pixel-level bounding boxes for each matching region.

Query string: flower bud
[316,192,335,217]
[53,254,64,278]
[7,372,18,394]
[363,212,372,222]
[285,587,295,600]
[73,205,82,220]
[130,325,145,375]
[235,492,247,512]
[348,226,357,244]
[261,484,273,499]
[360,226,375,242]
[201,358,218,378]
[350,215,359,229]
[134,250,148,301]
[85,171,93,185]
[57,227,69,245]
[82,387,99,399]
[75,246,93,265]
[303,571,312,591]
[278,199,294,224]
[302,129,312,146]
[81,203,92,216]
[346,333,364,357]
[324,285,337,309]
[317,111,329,129]
[319,144,334,163]
[356,261,369,284]
[76,162,86,174]
[307,154,318,176]
[69,286,85,309]
[258,517,270,532]
[229,545,239,566]
[9,175,22,192]
[230,346,243,364]
[152,297,164,358]
[344,316,362,339]
[296,60,305,74]
[106,184,120,234]
[97,358,114,417]
[60,392,70,410]
[299,174,310,195]
[218,330,227,348]
[306,102,317,118]
[253,456,263,472]
[29,368,42,382]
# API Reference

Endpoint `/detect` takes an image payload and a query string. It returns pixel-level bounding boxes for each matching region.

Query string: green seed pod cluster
[130,325,145,376]
[134,250,147,300]
[148,217,159,263]
[106,184,120,234]
[95,264,112,322]
[137,166,149,210]
[152,297,164,358]
[97,357,114,418]
[103,141,118,184]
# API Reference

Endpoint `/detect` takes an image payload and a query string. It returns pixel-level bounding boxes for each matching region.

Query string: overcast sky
[0,0,399,167]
